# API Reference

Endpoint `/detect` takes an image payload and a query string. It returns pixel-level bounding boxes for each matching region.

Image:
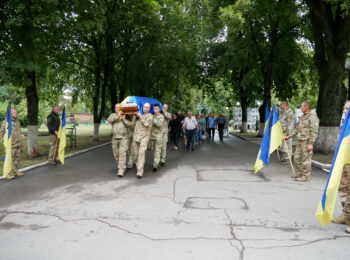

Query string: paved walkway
[0,135,349,260]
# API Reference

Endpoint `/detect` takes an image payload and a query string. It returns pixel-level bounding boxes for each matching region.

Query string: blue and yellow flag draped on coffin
[316,109,350,226]
[3,102,12,178]
[57,106,66,164]
[254,106,284,173]
[121,96,163,114]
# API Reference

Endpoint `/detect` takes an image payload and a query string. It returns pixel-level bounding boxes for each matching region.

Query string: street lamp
[345,59,350,100]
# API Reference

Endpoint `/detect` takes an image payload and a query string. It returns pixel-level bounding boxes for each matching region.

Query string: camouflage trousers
[293,140,313,178]
[133,138,149,176]
[127,137,134,168]
[160,132,168,163]
[112,138,129,170]
[339,165,350,218]
[2,146,21,178]
[344,197,350,220]
[149,138,163,168]
[281,138,293,161]
[11,146,20,170]
[48,135,60,162]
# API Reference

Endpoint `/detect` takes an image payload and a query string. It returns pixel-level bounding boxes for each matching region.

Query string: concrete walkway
[0,135,349,260]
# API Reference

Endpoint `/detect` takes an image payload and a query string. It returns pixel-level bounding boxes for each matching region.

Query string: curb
[230,132,331,173]
[1,142,111,179]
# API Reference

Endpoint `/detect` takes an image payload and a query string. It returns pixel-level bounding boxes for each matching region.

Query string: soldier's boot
[160,160,166,165]
[54,159,62,164]
[14,170,24,177]
[295,176,308,182]
[346,225,350,234]
[117,169,125,177]
[291,172,301,178]
[332,214,347,224]
[5,170,16,180]
[153,166,158,172]
[136,172,143,179]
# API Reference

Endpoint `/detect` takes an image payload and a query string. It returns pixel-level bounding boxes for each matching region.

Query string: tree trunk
[25,71,39,157]
[240,98,248,133]
[306,2,350,152]
[93,123,100,141]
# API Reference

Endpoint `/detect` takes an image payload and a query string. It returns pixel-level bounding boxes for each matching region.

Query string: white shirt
[183,116,197,130]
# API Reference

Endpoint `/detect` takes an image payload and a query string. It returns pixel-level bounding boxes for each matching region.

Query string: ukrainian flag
[254,106,284,173]
[265,105,270,123]
[3,102,12,178]
[58,106,66,164]
[316,108,350,225]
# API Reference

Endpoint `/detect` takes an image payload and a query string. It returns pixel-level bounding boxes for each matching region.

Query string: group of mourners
[107,102,229,178]
[168,112,228,152]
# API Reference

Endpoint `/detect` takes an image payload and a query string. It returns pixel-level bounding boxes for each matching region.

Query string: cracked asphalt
[0,135,349,260]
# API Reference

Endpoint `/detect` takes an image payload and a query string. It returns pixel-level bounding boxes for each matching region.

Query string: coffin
[120,103,139,115]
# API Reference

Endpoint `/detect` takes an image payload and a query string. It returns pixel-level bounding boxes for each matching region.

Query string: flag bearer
[286,101,319,181]
[279,101,295,164]
[332,101,350,233]
[0,107,23,179]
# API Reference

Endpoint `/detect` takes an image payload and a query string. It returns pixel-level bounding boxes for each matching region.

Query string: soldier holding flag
[47,105,61,165]
[0,104,23,179]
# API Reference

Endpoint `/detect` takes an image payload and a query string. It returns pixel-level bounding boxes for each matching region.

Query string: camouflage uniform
[339,165,350,218]
[150,113,165,168]
[47,111,61,163]
[132,113,153,177]
[160,111,171,164]
[107,114,135,176]
[0,118,22,178]
[292,110,319,180]
[126,117,135,169]
[280,108,295,161]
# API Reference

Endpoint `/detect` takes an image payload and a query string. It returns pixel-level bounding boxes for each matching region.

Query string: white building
[233,107,260,130]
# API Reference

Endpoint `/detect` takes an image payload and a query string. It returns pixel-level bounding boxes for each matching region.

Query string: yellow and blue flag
[254,106,284,173]
[264,105,270,123]
[57,106,66,164]
[3,102,12,178]
[315,109,350,225]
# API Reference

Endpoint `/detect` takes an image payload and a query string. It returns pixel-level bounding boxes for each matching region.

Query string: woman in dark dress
[169,113,182,150]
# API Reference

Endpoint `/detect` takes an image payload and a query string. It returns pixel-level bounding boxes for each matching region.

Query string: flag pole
[283,138,296,176]
[276,148,280,161]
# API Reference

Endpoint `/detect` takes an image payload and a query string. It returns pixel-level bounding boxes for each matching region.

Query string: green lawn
[1,124,112,172]
[313,153,333,165]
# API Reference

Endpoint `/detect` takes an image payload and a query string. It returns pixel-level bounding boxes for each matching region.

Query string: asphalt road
[0,134,349,260]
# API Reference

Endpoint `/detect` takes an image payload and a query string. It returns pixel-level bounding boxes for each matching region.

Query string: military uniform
[47,111,61,163]
[133,113,153,177]
[150,113,165,169]
[333,115,350,230]
[280,108,295,161]
[126,116,135,169]
[160,111,171,164]
[292,110,319,180]
[0,118,22,179]
[107,114,135,176]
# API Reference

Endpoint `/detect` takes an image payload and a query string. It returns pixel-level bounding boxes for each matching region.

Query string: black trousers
[218,124,224,141]
[185,129,196,150]
[170,131,179,146]
[208,128,215,140]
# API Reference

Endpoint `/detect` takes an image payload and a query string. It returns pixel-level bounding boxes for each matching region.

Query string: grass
[1,124,112,171]
[313,153,333,165]
[232,131,260,138]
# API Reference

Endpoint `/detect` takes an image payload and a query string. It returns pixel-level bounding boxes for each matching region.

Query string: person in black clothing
[169,113,182,150]
[216,112,227,142]
[47,105,61,164]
